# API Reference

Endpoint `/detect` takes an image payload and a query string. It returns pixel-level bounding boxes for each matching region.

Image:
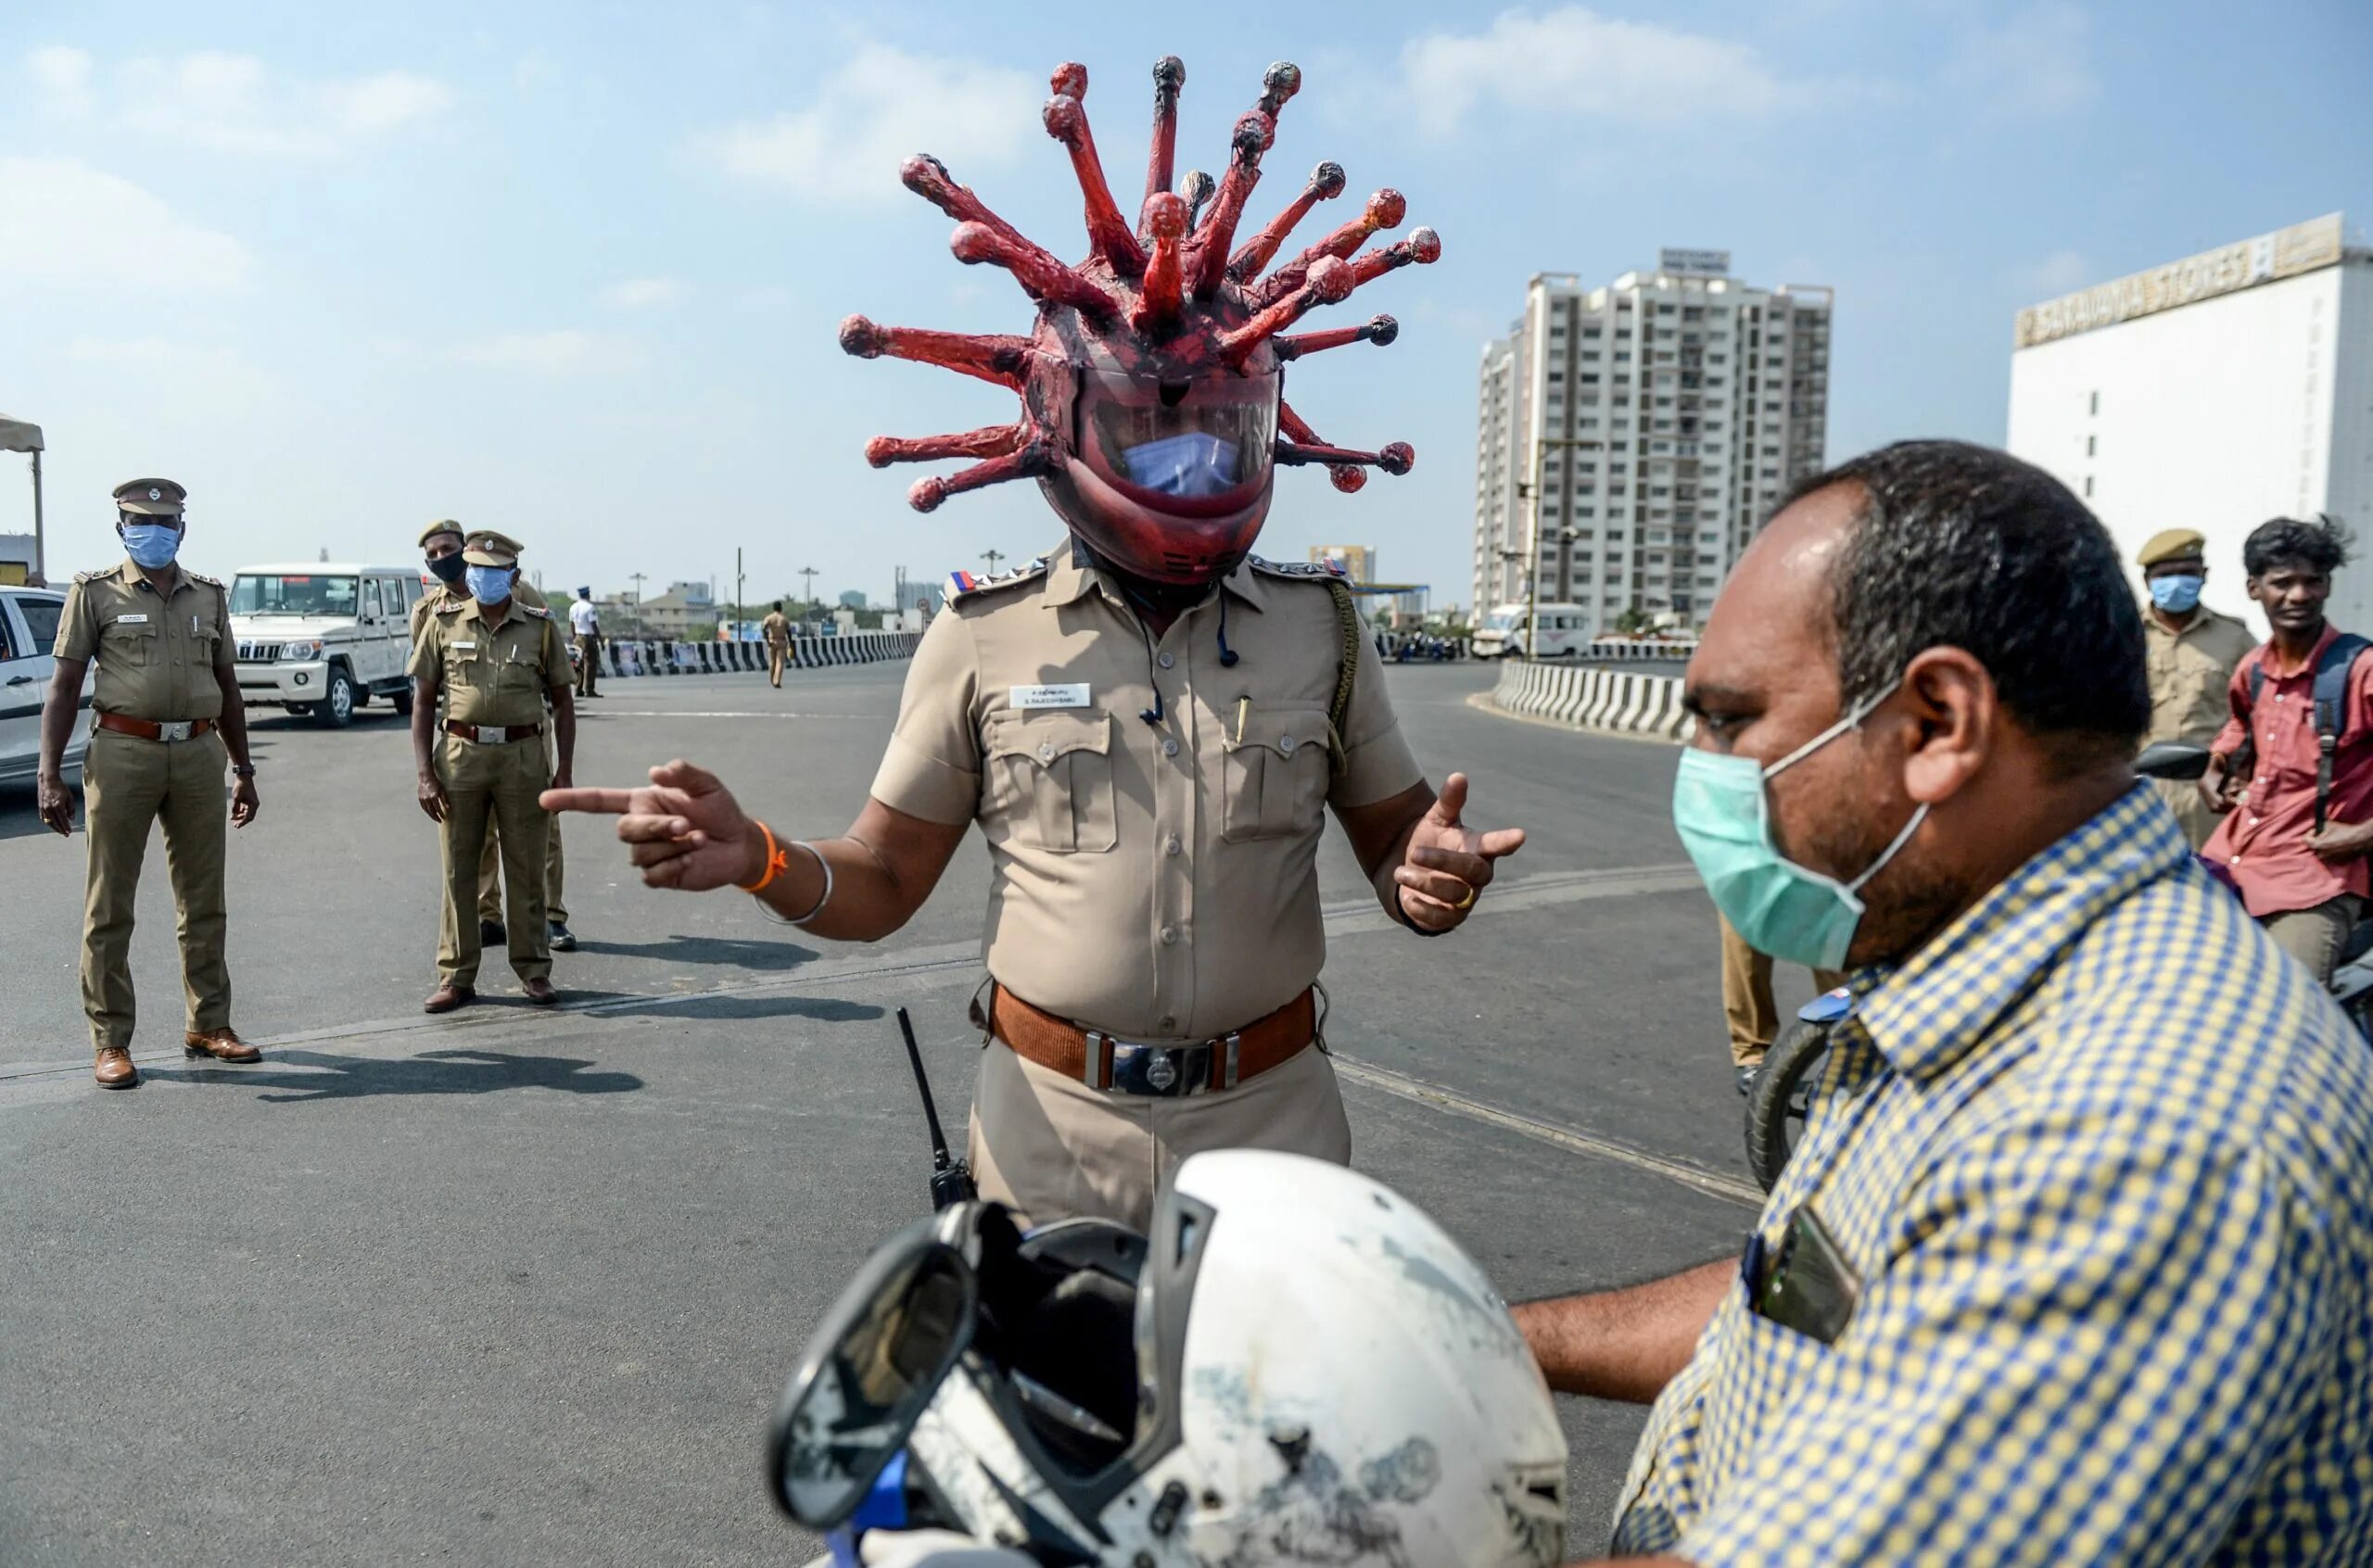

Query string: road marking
[578,711,869,719]
[1330,1056,1764,1208]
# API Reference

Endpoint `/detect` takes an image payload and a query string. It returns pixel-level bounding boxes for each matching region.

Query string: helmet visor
[1078,366,1277,512]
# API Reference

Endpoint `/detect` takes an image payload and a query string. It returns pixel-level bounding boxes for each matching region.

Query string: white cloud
[2011,248,2093,300]
[23,47,454,157]
[0,156,249,291]
[1945,4,2098,119]
[447,331,642,375]
[697,44,1038,203]
[70,335,276,414]
[1400,7,1865,135]
[603,277,687,309]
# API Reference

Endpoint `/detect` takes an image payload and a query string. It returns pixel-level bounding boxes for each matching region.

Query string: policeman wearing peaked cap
[38,478,262,1089]
[2137,526,2253,847]
[410,528,576,1009]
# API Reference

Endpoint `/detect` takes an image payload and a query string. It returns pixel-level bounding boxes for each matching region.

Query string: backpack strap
[2310,634,2371,831]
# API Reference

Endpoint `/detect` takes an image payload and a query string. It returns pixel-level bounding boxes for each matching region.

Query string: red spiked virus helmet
[842,57,1437,587]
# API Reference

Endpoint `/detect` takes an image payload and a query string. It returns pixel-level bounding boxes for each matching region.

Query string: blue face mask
[465,564,514,603]
[2150,574,2205,613]
[1671,678,1929,971]
[121,522,183,570]
[1122,432,1242,499]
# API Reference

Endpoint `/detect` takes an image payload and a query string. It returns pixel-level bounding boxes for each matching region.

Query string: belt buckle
[157,720,194,742]
[1096,1035,1211,1098]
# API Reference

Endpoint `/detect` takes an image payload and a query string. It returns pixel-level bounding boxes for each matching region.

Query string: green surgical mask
[1671,678,1927,971]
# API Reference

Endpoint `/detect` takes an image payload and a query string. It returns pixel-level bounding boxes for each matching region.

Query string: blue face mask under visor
[1121,432,1241,499]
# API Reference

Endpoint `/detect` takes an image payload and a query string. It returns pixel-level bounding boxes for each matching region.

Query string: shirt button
[1165,834,1182,856]
[1160,925,1178,945]
[1157,651,1175,669]
[1159,1015,1176,1031]
[1161,737,1179,757]
[1038,741,1055,762]
[1278,734,1296,754]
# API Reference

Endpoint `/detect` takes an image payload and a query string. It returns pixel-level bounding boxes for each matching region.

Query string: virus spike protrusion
[1273,313,1398,361]
[1044,64,1146,275]
[907,436,1058,513]
[1216,256,1354,365]
[838,315,1037,390]
[1341,226,1442,293]
[866,424,1027,469]
[1189,109,1277,298]
[1227,161,1347,284]
[1251,188,1406,306]
[950,221,1123,321]
[1277,399,1367,492]
[1132,193,1190,337]
[1144,56,1184,206]
[1181,170,1216,232]
[1275,437,1416,489]
[901,155,1038,254]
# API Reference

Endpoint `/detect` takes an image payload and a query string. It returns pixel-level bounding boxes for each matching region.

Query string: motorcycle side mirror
[2135,740,2214,781]
[768,1229,978,1529]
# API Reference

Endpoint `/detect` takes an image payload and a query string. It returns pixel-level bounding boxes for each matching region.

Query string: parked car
[0,585,94,787]
[228,563,424,727]
[1469,601,1591,659]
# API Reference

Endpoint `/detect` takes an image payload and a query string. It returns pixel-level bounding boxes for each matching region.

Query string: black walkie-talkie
[895,1007,978,1212]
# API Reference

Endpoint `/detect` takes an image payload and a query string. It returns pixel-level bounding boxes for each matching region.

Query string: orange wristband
[739,820,791,893]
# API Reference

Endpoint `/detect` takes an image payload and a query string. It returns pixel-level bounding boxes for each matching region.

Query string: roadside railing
[1491,657,1694,742]
[595,631,921,679]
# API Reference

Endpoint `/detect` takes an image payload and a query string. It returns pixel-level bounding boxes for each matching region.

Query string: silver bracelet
[755,839,832,927]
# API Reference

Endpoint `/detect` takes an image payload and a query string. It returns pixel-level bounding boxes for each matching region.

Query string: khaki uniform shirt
[761,612,791,648]
[2145,603,2256,744]
[410,576,548,643]
[872,541,1423,1041]
[54,559,234,722]
[408,597,570,727]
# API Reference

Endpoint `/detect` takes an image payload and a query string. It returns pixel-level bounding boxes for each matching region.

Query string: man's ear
[1897,646,1993,808]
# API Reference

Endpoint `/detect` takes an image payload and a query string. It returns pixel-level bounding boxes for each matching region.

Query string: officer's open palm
[1397,772,1526,933]
[541,759,759,891]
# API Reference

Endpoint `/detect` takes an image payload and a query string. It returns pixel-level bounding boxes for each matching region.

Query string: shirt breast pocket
[496,646,542,692]
[1221,703,1334,843]
[100,617,160,667]
[451,645,496,690]
[983,710,1117,854]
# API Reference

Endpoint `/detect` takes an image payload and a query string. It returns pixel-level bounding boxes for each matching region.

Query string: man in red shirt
[2202,516,2373,982]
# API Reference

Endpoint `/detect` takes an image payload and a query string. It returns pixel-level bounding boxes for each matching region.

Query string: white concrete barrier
[1489,657,1687,744]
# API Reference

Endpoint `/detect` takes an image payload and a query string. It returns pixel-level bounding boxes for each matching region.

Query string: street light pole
[798,566,818,620]
[629,572,647,639]
[1525,434,1590,660]
[735,548,745,639]
[981,548,1006,578]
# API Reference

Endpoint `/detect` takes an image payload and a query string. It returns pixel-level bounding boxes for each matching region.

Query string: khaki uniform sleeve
[1329,622,1423,809]
[56,577,98,661]
[542,616,570,689]
[408,614,445,685]
[868,608,982,825]
[211,583,235,671]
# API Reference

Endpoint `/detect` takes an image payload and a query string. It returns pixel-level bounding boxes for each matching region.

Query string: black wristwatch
[231,763,258,778]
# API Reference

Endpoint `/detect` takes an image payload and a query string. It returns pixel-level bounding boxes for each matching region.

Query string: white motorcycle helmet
[775,1151,1569,1567]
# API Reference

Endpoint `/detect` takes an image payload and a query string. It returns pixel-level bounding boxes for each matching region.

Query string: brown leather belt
[988,984,1317,1097]
[445,719,542,743]
[96,713,214,742]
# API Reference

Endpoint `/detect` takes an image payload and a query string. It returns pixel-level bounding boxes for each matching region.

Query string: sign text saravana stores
[2014,214,2346,348]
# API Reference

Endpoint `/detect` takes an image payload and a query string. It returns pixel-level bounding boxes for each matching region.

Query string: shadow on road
[570,935,817,970]
[150,1047,644,1104]
[608,994,886,1024]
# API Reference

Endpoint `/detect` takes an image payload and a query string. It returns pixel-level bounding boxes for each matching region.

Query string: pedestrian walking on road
[37,477,262,1090]
[569,585,603,700]
[761,601,791,688]
[412,532,576,1011]
[2136,526,2253,848]
[550,77,1511,1230]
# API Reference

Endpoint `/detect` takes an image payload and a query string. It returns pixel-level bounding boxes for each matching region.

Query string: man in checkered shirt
[1517,441,2373,1565]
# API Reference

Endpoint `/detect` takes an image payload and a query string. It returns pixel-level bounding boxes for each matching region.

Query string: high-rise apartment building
[2007,214,2370,633]
[1471,251,1832,631]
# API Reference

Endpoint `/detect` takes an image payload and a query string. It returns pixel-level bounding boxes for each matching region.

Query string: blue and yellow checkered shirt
[1618,783,2373,1564]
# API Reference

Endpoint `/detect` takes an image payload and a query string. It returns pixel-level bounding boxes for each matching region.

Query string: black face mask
[425,553,467,585]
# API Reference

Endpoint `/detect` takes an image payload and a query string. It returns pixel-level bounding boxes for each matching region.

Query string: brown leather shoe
[522,977,559,1006]
[184,1027,261,1063]
[95,1047,139,1090]
[424,984,476,1015]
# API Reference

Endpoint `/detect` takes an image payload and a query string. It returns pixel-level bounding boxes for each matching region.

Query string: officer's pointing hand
[542,759,759,892]
[1396,772,1525,934]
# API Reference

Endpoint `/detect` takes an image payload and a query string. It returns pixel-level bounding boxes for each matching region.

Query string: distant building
[837,589,869,610]
[597,583,710,639]
[2007,212,2369,635]
[1309,545,1377,584]
[1471,250,1832,632]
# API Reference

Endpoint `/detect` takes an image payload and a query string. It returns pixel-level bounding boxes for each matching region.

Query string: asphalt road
[0,661,1815,1567]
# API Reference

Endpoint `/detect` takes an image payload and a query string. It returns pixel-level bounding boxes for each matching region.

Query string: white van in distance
[229,563,425,727]
[1470,602,1591,659]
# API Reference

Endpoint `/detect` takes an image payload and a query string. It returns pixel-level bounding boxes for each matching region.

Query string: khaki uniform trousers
[968,1039,1351,1232]
[437,732,552,987]
[79,727,232,1050]
[767,642,788,687]
[469,726,566,927]
[1720,915,1845,1067]
[575,633,600,698]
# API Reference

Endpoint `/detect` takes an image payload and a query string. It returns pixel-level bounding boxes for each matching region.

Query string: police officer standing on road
[551,95,1517,1227]
[2136,527,2255,847]
[37,478,261,1090]
[760,600,791,689]
[412,531,576,1011]
[569,586,603,701]
[412,524,577,952]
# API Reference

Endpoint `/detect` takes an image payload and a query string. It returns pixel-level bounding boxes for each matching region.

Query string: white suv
[229,563,424,727]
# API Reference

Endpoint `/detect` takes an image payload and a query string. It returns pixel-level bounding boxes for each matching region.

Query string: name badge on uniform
[452,639,476,651]
[1011,683,1091,709]
[115,613,149,625]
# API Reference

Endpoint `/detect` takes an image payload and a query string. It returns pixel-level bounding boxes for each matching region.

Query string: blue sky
[3,0,2367,609]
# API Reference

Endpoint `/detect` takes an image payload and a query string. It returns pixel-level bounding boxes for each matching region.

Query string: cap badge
[147,487,162,500]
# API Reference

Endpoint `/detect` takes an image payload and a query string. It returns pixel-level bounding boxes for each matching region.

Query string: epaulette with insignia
[189,571,224,588]
[434,596,468,614]
[1247,554,1348,581]
[74,569,101,583]
[521,603,551,618]
[946,557,1050,601]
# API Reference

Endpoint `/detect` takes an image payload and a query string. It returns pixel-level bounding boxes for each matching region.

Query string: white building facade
[2008,213,2372,634]
[1470,251,1833,633]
